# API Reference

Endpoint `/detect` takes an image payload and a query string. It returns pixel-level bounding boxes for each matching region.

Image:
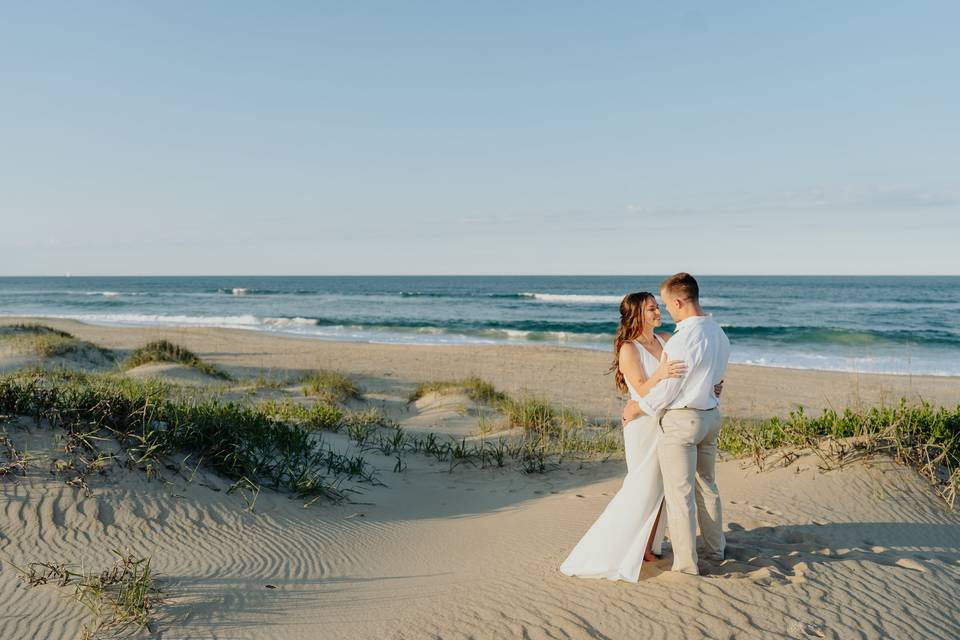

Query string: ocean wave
[399,291,526,299]
[262,317,320,328]
[520,293,624,304]
[730,350,960,377]
[5,312,958,375]
[6,313,262,327]
[722,325,960,348]
[2,290,152,297]
[519,292,732,307]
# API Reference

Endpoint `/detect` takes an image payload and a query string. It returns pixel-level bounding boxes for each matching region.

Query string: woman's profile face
[642,297,661,328]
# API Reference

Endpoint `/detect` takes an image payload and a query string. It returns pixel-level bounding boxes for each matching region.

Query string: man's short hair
[660,272,699,302]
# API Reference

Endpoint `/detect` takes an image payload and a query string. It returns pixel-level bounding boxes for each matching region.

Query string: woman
[559,292,684,582]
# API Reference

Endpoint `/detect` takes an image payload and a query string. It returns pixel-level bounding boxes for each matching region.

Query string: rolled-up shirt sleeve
[636,366,684,416]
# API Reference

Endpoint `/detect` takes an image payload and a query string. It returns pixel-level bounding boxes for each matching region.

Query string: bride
[559,291,686,582]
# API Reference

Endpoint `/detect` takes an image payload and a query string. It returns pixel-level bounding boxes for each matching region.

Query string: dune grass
[4,365,954,505]
[0,323,113,361]
[718,402,960,507]
[0,369,378,503]
[0,431,30,478]
[248,371,297,390]
[123,340,232,380]
[408,376,508,405]
[1,323,74,339]
[257,398,344,431]
[300,370,362,403]
[16,550,159,636]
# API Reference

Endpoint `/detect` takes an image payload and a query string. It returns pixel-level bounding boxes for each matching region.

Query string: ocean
[2,275,958,376]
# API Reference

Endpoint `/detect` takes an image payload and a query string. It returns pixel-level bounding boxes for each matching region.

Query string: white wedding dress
[559,336,667,582]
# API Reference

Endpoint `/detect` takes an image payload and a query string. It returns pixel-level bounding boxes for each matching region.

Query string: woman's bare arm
[620,344,685,398]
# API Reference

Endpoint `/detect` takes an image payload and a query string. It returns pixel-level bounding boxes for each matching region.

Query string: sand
[1,318,958,639]
[1,317,956,419]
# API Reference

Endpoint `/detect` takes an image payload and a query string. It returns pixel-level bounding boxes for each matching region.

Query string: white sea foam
[3,312,955,376]
[77,291,146,297]
[520,292,732,307]
[520,293,624,304]
[263,317,319,328]
[5,313,262,328]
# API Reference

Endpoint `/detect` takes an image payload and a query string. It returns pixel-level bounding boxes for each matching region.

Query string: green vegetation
[16,551,159,637]
[249,371,296,390]
[499,395,589,435]
[718,402,960,507]
[300,369,362,403]
[1,323,73,338]
[123,340,232,380]
[257,398,344,431]
[0,369,377,503]
[2,365,955,506]
[0,324,113,361]
[408,376,508,405]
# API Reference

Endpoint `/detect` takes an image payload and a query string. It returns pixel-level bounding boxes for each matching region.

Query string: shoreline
[3,317,957,419]
[3,312,958,378]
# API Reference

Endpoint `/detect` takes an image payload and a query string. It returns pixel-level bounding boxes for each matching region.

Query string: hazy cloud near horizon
[2,2,957,276]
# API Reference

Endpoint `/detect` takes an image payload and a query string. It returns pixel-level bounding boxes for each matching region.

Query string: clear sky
[2,2,958,276]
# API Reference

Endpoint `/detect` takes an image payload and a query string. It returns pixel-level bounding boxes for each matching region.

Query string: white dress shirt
[636,315,730,416]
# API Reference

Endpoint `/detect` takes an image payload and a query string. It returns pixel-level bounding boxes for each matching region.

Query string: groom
[622,272,730,575]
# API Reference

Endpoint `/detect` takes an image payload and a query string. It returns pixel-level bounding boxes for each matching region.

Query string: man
[622,272,730,575]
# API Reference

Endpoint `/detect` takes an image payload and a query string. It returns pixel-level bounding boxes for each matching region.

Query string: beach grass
[257,398,344,432]
[0,369,378,503]
[123,340,232,380]
[4,365,955,505]
[0,431,30,478]
[408,376,508,405]
[0,323,114,361]
[248,371,297,390]
[16,550,159,636]
[718,402,960,507]
[0,323,74,339]
[300,370,362,403]
[500,395,558,435]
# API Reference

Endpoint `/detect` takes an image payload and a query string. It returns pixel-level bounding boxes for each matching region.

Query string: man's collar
[674,315,709,331]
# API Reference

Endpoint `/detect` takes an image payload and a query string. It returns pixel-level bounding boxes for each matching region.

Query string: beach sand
[1,318,958,639]
[2,317,957,419]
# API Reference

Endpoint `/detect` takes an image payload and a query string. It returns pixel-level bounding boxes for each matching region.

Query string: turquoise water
[2,276,958,376]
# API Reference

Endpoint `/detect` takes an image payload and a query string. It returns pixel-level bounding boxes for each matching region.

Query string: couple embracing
[560,272,731,580]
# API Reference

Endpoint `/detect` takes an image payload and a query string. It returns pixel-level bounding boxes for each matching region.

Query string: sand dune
[1,319,958,639]
[2,417,958,639]
[124,362,227,387]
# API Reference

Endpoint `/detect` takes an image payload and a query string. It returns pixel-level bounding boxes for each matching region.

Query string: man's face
[659,288,678,321]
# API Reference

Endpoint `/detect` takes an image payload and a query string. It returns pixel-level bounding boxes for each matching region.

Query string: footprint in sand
[751,504,783,516]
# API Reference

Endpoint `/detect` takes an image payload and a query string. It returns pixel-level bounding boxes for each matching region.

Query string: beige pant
[658,407,724,575]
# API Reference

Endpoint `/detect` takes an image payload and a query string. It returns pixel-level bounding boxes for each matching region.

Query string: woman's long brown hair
[609,292,656,394]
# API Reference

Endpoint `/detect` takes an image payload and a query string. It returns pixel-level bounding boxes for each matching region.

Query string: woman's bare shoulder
[619,341,641,359]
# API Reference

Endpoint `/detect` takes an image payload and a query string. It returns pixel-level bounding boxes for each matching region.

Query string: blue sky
[2,2,957,275]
